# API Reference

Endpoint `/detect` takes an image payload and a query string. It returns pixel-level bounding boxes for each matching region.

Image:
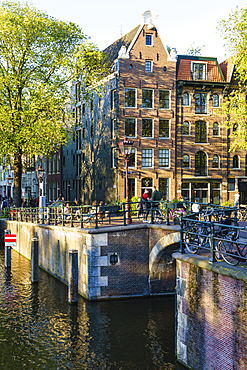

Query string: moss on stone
[188,264,202,315]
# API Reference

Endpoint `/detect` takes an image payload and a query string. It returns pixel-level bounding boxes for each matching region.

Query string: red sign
[5,234,16,246]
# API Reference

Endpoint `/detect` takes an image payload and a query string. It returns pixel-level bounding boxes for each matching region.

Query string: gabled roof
[103,25,140,63]
[176,55,225,83]
[220,58,234,83]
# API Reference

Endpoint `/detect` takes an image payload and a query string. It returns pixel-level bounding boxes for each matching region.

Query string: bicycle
[184,220,211,254]
[152,204,165,224]
[236,205,247,222]
[214,210,239,239]
[216,231,247,266]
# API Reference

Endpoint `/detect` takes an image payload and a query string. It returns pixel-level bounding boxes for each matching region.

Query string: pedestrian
[142,189,150,222]
[192,199,200,213]
[136,198,143,219]
[234,191,240,207]
[151,186,161,208]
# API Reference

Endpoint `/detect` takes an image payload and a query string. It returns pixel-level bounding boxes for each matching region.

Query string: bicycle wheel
[217,240,239,265]
[236,210,243,222]
[197,225,211,249]
[154,210,164,224]
[184,228,199,254]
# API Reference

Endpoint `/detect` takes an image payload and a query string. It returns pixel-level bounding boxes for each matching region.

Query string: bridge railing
[7,200,189,228]
[179,206,247,265]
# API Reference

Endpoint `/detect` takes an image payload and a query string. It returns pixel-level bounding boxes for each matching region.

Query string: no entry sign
[5,234,16,247]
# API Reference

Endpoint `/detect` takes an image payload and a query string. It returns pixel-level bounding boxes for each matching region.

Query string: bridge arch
[149,232,180,295]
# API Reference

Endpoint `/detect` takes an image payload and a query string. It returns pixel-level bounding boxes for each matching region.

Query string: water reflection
[0,249,185,369]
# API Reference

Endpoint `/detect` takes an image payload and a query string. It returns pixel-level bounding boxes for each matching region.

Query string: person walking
[234,191,240,207]
[136,198,143,219]
[142,189,150,222]
[151,186,161,207]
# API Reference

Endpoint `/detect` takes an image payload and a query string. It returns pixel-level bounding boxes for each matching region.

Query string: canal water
[0,248,186,370]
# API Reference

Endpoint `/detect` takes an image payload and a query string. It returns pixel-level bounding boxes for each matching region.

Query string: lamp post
[6,175,13,199]
[36,165,45,209]
[118,137,133,224]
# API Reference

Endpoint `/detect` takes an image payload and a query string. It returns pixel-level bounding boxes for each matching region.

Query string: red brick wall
[176,259,247,369]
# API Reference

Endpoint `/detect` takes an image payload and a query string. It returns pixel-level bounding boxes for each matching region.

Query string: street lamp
[36,165,45,208]
[6,175,13,199]
[118,137,133,224]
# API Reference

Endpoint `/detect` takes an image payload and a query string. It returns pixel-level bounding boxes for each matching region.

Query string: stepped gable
[103,25,140,63]
[177,55,225,82]
[220,57,234,82]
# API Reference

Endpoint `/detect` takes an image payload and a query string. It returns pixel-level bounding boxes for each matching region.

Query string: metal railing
[179,205,247,265]
[7,200,189,229]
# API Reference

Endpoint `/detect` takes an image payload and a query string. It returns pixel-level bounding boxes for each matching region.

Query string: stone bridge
[0,220,180,300]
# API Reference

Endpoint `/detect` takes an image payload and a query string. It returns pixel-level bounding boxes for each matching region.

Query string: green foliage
[121,196,139,214]
[218,6,247,151]
[186,43,205,56]
[221,200,233,207]
[0,1,110,205]
[170,195,184,203]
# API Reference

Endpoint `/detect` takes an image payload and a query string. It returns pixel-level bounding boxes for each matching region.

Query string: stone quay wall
[0,220,179,300]
[173,252,247,370]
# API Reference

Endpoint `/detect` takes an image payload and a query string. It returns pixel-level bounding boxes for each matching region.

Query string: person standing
[151,186,161,207]
[136,198,143,219]
[142,189,150,222]
[192,199,200,213]
[234,191,240,206]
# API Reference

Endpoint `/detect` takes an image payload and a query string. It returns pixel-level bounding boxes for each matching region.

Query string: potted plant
[169,208,187,224]
[167,195,185,209]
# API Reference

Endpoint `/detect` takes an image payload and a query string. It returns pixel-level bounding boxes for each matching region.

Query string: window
[159,178,169,200]
[48,158,52,174]
[142,89,153,108]
[146,34,152,46]
[183,121,190,135]
[213,122,219,136]
[192,63,206,80]
[111,89,116,110]
[142,118,153,137]
[145,60,153,72]
[233,155,239,169]
[111,148,117,168]
[228,179,235,192]
[233,123,238,132]
[142,149,153,167]
[128,148,136,167]
[125,88,136,107]
[90,100,93,111]
[183,155,190,168]
[213,155,219,168]
[141,178,153,194]
[57,153,60,174]
[159,90,170,109]
[195,151,207,176]
[125,118,136,137]
[183,92,190,106]
[91,123,94,138]
[213,94,219,107]
[159,119,169,138]
[77,154,81,176]
[53,154,56,174]
[111,119,116,139]
[82,103,85,115]
[195,93,207,114]
[108,253,120,266]
[128,178,136,199]
[76,82,81,103]
[159,149,169,168]
[195,121,207,143]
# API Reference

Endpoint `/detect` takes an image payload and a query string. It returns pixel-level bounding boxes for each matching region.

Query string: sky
[24,0,247,63]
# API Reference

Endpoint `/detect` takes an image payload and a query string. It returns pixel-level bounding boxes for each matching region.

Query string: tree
[186,43,205,56]
[218,6,247,151]
[0,1,109,206]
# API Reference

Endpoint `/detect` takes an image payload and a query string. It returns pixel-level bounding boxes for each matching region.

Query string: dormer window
[146,34,152,46]
[192,63,206,80]
[145,60,153,72]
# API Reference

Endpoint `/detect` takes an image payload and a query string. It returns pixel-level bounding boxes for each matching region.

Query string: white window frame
[159,119,170,139]
[125,117,136,138]
[145,60,153,72]
[112,148,116,168]
[159,90,171,110]
[142,89,154,109]
[212,154,220,169]
[182,121,190,136]
[112,119,116,139]
[191,61,207,80]
[159,149,170,168]
[124,88,137,108]
[233,155,240,169]
[146,34,153,46]
[128,148,136,168]
[142,148,153,168]
[182,92,190,106]
[142,118,153,138]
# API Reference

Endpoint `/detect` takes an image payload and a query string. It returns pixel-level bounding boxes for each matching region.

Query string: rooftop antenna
[119,24,123,37]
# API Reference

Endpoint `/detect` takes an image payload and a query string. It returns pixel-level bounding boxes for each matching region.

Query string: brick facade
[174,254,247,369]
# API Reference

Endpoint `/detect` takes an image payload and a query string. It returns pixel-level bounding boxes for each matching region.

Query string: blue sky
[27,0,247,63]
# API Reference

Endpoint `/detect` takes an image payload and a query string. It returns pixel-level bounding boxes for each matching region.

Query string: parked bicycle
[216,230,247,266]
[236,205,247,222]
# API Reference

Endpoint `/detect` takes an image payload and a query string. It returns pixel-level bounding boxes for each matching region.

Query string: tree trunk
[13,153,22,207]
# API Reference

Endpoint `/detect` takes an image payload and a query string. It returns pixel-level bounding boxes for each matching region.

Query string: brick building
[65,10,247,206]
